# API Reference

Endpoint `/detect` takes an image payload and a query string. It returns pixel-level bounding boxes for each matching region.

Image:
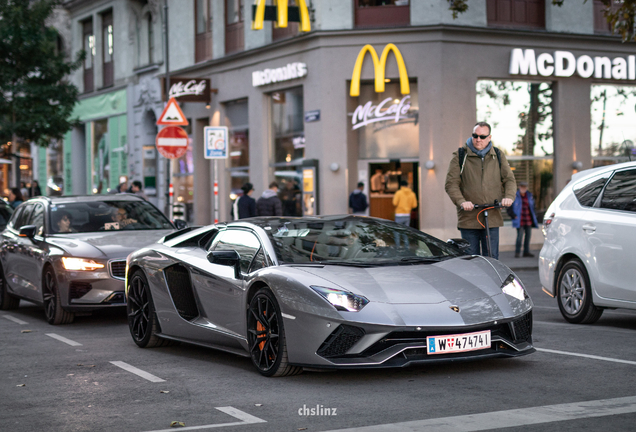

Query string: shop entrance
[357,159,419,229]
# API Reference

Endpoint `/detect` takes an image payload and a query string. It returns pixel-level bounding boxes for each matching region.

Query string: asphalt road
[2,269,636,432]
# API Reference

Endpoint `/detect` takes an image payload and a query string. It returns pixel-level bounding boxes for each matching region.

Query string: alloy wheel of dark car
[247,288,301,377]
[0,264,20,310]
[42,267,74,325]
[557,259,603,324]
[127,270,171,348]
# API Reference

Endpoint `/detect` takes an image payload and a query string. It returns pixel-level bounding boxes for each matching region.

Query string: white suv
[539,161,636,324]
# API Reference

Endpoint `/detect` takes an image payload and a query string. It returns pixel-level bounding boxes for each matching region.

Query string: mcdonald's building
[160,1,636,249]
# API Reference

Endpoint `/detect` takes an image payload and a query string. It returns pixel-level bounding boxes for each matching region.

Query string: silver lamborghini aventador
[126,215,534,377]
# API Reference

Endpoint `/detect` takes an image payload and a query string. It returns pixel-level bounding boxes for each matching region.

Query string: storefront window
[353,81,419,159]
[590,84,636,166]
[476,80,554,221]
[225,99,249,196]
[272,87,304,216]
[47,139,64,196]
[91,119,109,194]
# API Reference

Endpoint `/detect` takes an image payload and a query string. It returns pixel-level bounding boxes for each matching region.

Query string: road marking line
[536,347,636,366]
[109,361,166,383]
[321,396,636,432]
[142,406,266,431]
[45,333,82,346]
[3,315,28,325]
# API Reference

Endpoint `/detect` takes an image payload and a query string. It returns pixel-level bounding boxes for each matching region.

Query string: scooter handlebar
[472,201,504,210]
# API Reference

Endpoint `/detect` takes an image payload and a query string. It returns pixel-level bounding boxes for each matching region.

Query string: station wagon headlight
[501,275,527,301]
[311,286,369,312]
[61,257,105,271]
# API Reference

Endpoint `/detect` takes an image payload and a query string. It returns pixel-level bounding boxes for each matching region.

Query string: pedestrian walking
[130,180,148,200]
[30,180,42,197]
[511,181,539,258]
[20,182,29,198]
[349,182,368,215]
[233,182,257,220]
[444,121,516,259]
[392,180,417,226]
[8,188,24,209]
[256,182,283,216]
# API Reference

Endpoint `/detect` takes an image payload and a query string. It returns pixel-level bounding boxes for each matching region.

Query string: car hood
[296,256,511,305]
[48,229,173,260]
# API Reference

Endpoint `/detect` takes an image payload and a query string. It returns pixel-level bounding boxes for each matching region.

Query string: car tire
[247,287,302,377]
[42,266,74,325]
[0,264,20,310]
[127,269,172,348]
[557,259,603,324]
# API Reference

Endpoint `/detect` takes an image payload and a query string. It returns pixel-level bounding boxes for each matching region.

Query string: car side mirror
[174,219,188,230]
[207,250,241,278]
[19,225,37,239]
[447,238,470,254]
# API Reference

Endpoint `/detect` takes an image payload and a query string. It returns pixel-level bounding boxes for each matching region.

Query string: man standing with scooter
[444,122,516,259]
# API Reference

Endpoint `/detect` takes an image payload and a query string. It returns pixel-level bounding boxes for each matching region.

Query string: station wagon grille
[109,260,126,280]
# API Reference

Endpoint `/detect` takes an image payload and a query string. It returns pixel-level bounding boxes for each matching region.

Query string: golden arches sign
[350,44,410,97]
[252,0,311,32]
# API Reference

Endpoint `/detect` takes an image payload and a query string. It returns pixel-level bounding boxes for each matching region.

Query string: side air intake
[164,264,199,321]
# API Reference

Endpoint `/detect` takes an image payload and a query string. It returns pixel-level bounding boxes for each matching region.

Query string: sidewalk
[497,247,541,271]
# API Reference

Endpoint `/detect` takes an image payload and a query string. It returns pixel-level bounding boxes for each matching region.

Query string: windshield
[49,200,173,233]
[263,218,460,265]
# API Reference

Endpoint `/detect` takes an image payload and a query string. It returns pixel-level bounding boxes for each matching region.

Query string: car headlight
[501,275,527,301]
[61,257,105,271]
[311,286,369,312]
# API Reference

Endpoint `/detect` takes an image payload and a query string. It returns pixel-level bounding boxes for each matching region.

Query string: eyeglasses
[472,133,490,140]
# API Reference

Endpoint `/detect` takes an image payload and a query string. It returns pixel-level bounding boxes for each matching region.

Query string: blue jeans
[516,226,532,255]
[460,228,500,259]
[394,216,411,248]
[395,215,410,226]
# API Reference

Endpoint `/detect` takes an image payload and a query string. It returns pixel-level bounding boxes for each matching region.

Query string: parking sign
[204,126,228,159]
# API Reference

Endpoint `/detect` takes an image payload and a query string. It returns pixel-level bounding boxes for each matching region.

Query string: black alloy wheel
[247,288,301,377]
[0,264,20,310]
[127,270,171,348]
[557,259,603,324]
[42,267,74,325]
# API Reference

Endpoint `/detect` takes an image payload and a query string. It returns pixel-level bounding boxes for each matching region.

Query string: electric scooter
[472,200,505,258]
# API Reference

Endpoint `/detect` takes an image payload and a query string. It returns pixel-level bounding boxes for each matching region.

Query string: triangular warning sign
[157,97,188,126]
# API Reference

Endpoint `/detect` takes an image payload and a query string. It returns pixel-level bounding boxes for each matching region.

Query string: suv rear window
[573,172,611,207]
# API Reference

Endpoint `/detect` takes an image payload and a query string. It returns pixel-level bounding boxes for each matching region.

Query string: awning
[0,158,12,164]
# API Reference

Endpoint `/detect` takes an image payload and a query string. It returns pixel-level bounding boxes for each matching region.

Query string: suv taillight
[542,212,555,237]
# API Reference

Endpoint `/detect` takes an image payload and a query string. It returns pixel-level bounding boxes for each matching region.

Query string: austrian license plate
[426,330,491,355]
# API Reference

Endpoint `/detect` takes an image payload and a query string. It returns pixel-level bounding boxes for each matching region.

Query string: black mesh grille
[109,260,126,280]
[69,282,91,300]
[510,311,533,343]
[164,264,199,321]
[317,325,365,358]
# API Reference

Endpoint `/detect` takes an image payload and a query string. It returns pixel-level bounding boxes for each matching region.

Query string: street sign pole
[214,160,219,223]
[163,0,171,218]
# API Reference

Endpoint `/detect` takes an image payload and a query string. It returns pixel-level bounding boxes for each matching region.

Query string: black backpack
[458,146,501,177]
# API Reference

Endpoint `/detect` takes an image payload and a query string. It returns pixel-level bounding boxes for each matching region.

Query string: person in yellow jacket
[392,180,418,226]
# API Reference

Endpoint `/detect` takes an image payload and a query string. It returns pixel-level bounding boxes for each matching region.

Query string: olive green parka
[445,145,517,229]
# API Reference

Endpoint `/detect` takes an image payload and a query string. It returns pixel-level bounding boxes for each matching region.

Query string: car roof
[570,160,636,184]
[228,215,391,230]
[27,194,146,205]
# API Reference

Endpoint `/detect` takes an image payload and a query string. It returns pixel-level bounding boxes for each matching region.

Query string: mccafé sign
[510,48,636,80]
[350,44,415,131]
[162,77,211,103]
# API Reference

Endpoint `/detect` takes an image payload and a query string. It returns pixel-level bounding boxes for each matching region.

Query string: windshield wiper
[399,256,444,264]
[315,260,375,267]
